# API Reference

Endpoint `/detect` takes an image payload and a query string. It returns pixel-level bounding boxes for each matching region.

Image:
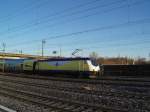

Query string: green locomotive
[23,58,100,78]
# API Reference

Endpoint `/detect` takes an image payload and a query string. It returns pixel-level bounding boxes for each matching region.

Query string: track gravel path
[0,73,149,112]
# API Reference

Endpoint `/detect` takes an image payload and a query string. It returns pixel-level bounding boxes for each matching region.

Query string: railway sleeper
[1,81,149,104]
[0,86,130,112]
[0,83,149,111]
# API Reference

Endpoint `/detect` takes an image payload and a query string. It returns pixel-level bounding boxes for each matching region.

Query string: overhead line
[47,40,150,51]
[0,0,102,34]
[12,33,150,50]
[20,40,150,54]
[36,0,125,25]
[1,0,147,38]
[48,33,150,47]
[7,17,150,48]
[0,0,50,23]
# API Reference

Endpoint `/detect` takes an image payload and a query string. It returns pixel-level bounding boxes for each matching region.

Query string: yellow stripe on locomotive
[35,60,89,71]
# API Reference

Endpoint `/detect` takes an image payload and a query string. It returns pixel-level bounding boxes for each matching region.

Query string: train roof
[0,58,27,61]
[37,57,90,61]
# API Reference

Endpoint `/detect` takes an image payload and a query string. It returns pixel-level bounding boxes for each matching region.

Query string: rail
[0,105,16,112]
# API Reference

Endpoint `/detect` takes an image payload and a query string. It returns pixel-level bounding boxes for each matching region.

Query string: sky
[0,0,150,58]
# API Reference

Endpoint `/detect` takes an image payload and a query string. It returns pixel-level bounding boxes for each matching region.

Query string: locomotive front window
[91,59,99,66]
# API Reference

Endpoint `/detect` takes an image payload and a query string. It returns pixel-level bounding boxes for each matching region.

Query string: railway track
[0,73,150,96]
[0,83,128,112]
[0,77,149,101]
[0,104,16,112]
[0,84,149,112]
[0,72,149,112]
[0,73,150,99]
[0,72,150,87]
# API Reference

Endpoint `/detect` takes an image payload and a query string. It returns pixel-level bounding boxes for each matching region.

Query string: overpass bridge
[0,52,51,59]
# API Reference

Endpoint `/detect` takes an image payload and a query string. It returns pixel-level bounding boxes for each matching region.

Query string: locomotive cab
[87,59,100,78]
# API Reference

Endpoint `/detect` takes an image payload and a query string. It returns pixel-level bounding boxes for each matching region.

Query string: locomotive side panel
[36,60,89,71]
[35,60,91,77]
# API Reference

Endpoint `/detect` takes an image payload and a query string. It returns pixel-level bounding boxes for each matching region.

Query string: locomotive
[0,57,100,78]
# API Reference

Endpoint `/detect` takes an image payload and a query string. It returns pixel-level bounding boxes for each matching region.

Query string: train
[0,58,100,78]
[1,58,149,78]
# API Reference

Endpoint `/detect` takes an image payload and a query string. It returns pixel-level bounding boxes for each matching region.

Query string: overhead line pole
[2,43,6,73]
[42,40,46,57]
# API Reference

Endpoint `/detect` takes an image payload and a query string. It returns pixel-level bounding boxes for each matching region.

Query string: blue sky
[0,0,150,58]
